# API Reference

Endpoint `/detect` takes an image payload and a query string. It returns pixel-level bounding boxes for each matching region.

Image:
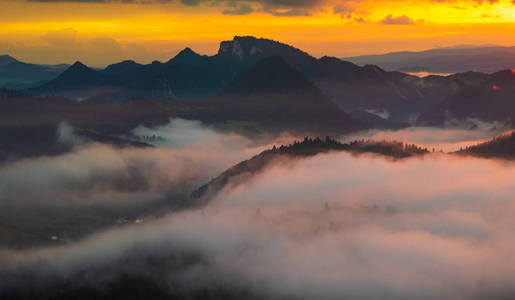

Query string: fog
[1,119,515,299]
[0,119,292,206]
[345,125,503,152]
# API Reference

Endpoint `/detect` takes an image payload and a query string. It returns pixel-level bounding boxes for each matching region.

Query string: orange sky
[1,0,515,66]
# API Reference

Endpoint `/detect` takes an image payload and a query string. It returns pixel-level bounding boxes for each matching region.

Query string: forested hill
[191,137,429,202]
[455,130,515,159]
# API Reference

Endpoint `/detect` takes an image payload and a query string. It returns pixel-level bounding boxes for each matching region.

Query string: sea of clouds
[1,119,514,299]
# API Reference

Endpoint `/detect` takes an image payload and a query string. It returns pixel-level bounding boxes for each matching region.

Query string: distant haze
[344,45,515,74]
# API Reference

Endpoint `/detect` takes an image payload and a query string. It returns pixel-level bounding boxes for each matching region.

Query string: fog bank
[2,149,515,299]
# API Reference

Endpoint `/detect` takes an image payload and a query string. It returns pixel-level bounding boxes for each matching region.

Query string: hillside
[417,70,515,127]
[0,55,68,89]
[455,130,515,159]
[208,56,365,134]
[191,137,429,203]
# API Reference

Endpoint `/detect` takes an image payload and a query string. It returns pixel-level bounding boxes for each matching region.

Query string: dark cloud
[28,0,109,2]
[432,0,501,5]
[23,0,513,19]
[26,0,324,16]
[380,14,419,25]
[222,3,253,15]
[333,3,355,19]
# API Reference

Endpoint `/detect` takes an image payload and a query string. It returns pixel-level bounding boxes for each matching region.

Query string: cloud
[41,28,78,48]
[380,14,420,25]
[26,0,324,16]
[343,126,502,152]
[3,118,515,298]
[0,119,286,206]
[22,0,514,20]
[222,3,253,15]
[0,118,298,248]
[0,29,134,66]
[333,3,355,18]
[3,149,515,298]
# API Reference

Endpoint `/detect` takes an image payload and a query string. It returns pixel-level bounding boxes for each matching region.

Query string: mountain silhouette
[417,70,515,127]
[29,36,453,123]
[344,45,515,74]
[27,36,515,127]
[0,55,17,67]
[35,61,110,92]
[103,60,143,75]
[168,47,210,67]
[210,56,365,133]
[0,55,68,89]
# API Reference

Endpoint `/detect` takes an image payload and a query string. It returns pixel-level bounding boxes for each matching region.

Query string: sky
[1,0,515,66]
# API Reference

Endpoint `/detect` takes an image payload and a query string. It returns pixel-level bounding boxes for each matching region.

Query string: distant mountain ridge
[417,69,515,128]
[32,36,455,124]
[26,37,515,128]
[343,45,515,74]
[0,55,17,66]
[0,55,69,89]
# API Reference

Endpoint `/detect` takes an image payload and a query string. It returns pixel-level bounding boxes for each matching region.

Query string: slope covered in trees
[455,130,515,159]
[191,137,429,202]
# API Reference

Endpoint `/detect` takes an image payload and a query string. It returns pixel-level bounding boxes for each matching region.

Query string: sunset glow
[2,0,515,65]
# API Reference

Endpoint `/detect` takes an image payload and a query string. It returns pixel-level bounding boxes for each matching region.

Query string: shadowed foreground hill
[455,130,515,159]
[191,137,429,202]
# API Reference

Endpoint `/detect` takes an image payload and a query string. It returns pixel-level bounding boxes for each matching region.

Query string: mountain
[191,137,429,203]
[32,62,120,101]
[0,93,184,161]
[343,45,515,74]
[0,56,369,163]
[31,36,455,124]
[33,61,178,101]
[103,60,143,75]
[350,110,409,129]
[455,130,515,159]
[208,56,366,134]
[41,61,107,89]
[0,55,68,89]
[212,37,449,123]
[30,36,515,128]
[0,55,17,66]
[417,70,515,128]
[167,47,210,67]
